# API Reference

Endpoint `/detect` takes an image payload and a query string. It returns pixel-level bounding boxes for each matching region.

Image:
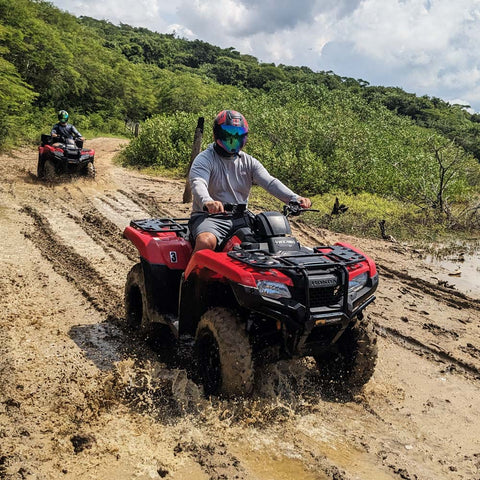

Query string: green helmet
[58,110,69,123]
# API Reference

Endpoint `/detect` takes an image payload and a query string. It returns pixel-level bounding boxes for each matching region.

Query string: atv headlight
[348,272,369,293]
[256,280,291,299]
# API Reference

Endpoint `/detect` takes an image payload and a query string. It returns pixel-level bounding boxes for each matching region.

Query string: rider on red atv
[188,110,311,253]
[123,110,378,398]
[51,110,84,145]
[37,110,95,180]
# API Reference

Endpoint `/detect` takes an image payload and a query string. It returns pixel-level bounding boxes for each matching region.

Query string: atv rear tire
[86,162,95,179]
[194,307,254,397]
[44,159,56,181]
[314,320,377,398]
[124,263,147,330]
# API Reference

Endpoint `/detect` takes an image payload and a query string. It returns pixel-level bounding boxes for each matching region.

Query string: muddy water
[424,244,480,298]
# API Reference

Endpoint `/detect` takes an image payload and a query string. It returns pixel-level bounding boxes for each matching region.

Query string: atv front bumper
[229,273,378,357]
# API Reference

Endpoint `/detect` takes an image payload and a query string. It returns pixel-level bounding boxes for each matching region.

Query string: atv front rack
[130,217,189,235]
[228,244,365,270]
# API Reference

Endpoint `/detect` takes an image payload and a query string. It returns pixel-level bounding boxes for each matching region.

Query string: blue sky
[51,0,480,112]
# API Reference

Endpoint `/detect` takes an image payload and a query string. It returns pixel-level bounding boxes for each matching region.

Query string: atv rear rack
[130,217,189,235]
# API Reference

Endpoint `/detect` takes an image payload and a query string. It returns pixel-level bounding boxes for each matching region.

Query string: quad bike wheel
[124,263,176,357]
[314,320,378,398]
[124,263,147,330]
[37,154,45,179]
[86,162,95,179]
[194,307,254,397]
[44,159,56,181]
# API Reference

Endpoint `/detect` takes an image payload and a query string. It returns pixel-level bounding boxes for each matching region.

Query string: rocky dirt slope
[0,138,479,480]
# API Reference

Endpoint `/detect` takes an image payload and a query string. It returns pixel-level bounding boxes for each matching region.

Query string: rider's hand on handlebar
[298,197,312,209]
[203,201,225,214]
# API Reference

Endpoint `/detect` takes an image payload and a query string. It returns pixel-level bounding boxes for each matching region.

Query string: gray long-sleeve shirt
[189,144,300,213]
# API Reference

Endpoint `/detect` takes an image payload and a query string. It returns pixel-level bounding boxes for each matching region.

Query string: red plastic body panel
[123,225,192,269]
[336,242,377,278]
[38,145,95,156]
[221,235,242,252]
[185,249,293,287]
[311,242,377,279]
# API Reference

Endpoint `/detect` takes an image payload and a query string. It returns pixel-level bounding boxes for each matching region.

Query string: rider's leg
[193,232,217,253]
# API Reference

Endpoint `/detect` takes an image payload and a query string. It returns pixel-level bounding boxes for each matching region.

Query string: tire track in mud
[21,205,123,318]
[69,198,139,263]
[373,265,480,380]
[119,189,170,217]
[378,264,480,311]
[374,323,480,379]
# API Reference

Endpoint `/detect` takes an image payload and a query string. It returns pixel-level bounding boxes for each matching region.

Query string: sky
[51,0,480,112]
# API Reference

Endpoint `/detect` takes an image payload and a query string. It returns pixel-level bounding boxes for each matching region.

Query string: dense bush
[122,82,480,216]
[121,112,203,169]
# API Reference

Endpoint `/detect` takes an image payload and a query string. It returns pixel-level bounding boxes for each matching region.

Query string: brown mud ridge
[0,138,479,480]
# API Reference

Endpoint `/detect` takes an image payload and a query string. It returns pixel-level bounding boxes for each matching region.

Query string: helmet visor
[217,125,248,153]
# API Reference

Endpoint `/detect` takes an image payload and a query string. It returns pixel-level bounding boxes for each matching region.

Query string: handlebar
[283,201,318,217]
[202,203,248,216]
[203,201,316,217]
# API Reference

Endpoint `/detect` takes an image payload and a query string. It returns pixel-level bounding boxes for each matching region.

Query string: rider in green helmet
[51,110,84,142]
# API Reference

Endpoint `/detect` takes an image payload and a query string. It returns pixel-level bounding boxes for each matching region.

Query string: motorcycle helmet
[58,110,69,124]
[213,110,249,154]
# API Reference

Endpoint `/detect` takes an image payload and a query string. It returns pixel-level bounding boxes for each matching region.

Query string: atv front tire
[194,307,254,397]
[37,154,45,179]
[314,320,377,398]
[44,159,56,181]
[124,263,147,330]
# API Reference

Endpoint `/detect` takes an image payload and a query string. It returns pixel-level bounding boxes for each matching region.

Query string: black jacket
[51,123,82,139]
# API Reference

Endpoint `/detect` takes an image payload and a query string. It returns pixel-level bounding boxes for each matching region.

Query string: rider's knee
[194,232,217,252]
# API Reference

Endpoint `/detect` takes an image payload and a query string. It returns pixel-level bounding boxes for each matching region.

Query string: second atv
[123,203,379,397]
[37,134,95,180]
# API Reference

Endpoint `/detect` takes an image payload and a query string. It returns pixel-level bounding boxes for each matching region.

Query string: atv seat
[41,134,52,146]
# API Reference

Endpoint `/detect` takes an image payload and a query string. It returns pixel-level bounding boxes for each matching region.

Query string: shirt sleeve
[189,152,214,206]
[251,158,299,204]
[70,125,81,137]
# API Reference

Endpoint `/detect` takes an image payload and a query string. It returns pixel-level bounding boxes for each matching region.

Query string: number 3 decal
[169,251,178,263]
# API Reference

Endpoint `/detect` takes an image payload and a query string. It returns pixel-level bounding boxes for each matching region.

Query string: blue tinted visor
[217,124,248,153]
[219,124,248,137]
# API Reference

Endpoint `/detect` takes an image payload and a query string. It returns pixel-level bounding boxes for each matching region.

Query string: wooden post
[183,117,204,203]
[134,123,139,137]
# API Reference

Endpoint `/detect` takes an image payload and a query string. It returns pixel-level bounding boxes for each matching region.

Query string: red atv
[37,134,95,180]
[123,203,378,397]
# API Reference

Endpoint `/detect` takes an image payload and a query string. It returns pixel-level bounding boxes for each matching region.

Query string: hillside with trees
[1,0,479,239]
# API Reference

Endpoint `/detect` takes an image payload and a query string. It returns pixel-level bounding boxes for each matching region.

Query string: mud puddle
[424,242,480,298]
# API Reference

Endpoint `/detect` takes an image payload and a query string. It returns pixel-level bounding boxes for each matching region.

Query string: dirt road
[0,138,479,480]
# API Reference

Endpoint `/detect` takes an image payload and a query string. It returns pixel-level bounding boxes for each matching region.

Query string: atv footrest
[130,218,189,234]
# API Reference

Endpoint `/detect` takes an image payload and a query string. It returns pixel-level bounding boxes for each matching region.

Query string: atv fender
[123,225,192,268]
[184,249,292,287]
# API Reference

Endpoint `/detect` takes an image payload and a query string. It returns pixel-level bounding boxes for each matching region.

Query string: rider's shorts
[188,213,234,247]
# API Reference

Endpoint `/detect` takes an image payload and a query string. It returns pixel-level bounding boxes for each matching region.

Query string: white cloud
[54,0,176,32]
